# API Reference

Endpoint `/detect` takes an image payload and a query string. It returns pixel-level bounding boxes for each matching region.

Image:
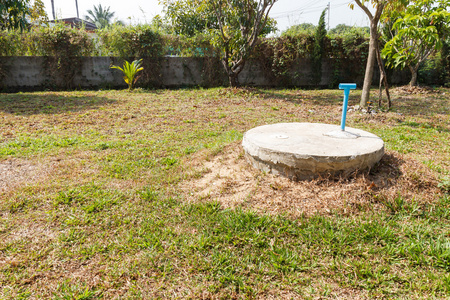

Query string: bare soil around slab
[181,142,441,218]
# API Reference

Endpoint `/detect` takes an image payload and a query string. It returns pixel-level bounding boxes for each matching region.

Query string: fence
[0,56,410,91]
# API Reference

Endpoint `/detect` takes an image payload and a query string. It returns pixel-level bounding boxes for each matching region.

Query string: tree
[84,4,118,29]
[0,0,30,30]
[382,0,450,86]
[328,24,369,36]
[329,24,353,36]
[311,9,327,85]
[351,0,408,108]
[149,15,171,34]
[161,0,278,87]
[29,0,48,24]
[160,0,219,36]
[282,23,316,36]
[209,0,278,87]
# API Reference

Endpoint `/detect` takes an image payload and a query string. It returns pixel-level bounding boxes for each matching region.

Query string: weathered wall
[0,56,409,91]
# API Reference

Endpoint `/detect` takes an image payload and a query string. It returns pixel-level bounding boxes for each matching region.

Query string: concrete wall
[0,56,410,91]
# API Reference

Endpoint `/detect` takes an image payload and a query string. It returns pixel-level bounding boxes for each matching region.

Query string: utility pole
[51,0,56,20]
[75,0,79,18]
[327,2,330,31]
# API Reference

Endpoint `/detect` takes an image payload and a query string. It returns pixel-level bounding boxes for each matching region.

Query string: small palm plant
[111,59,144,91]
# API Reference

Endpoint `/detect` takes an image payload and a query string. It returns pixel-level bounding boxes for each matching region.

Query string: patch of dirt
[0,159,52,194]
[180,142,441,218]
[391,85,440,95]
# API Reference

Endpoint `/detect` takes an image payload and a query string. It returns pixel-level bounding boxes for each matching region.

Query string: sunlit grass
[0,87,449,298]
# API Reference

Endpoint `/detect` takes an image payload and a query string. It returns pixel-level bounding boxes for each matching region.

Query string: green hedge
[96,24,164,57]
[254,30,369,86]
[0,23,368,60]
[0,23,448,86]
[0,23,93,56]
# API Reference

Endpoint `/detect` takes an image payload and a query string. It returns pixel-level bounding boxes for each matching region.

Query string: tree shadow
[0,93,118,115]
[258,88,360,107]
[258,87,449,119]
[391,92,450,118]
[397,120,450,133]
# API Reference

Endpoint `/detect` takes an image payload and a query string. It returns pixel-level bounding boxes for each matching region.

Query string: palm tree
[84,4,116,29]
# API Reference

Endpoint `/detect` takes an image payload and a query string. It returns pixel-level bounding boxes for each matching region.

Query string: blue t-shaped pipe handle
[339,83,357,131]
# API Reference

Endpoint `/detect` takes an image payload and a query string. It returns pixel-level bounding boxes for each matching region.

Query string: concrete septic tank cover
[242,123,384,180]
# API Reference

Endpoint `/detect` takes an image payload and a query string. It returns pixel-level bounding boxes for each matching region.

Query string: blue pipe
[339,83,357,131]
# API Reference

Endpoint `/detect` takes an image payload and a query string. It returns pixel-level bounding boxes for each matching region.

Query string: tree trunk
[228,72,240,87]
[375,35,391,109]
[409,65,419,86]
[360,23,378,108]
[222,58,244,88]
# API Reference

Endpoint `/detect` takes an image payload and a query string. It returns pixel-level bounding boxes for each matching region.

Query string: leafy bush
[282,23,316,36]
[254,31,369,87]
[418,53,444,86]
[327,29,369,86]
[97,24,164,58]
[0,30,23,56]
[38,24,94,56]
[0,22,447,88]
[164,34,217,57]
[37,24,93,88]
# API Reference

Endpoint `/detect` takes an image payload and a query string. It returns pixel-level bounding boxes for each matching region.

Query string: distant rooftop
[50,18,97,31]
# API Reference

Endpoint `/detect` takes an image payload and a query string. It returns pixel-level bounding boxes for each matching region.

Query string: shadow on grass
[398,120,450,134]
[259,88,358,106]
[0,93,117,115]
[368,153,403,181]
[391,92,450,118]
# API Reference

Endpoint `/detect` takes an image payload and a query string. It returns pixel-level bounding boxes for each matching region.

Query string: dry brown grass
[0,87,449,299]
[181,141,442,219]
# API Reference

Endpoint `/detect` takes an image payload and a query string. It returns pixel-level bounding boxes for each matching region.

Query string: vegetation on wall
[160,0,279,87]
[0,20,448,88]
[97,24,165,86]
[255,35,314,86]
[40,24,93,88]
[255,28,370,87]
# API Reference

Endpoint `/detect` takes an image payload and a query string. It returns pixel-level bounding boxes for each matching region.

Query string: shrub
[164,34,217,57]
[37,23,93,88]
[97,24,164,58]
[0,30,23,56]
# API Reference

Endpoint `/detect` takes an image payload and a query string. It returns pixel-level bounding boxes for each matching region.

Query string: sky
[41,0,371,33]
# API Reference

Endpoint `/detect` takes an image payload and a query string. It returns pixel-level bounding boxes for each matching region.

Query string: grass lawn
[0,87,449,299]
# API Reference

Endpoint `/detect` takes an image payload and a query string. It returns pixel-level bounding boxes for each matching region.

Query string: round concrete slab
[242,123,384,180]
